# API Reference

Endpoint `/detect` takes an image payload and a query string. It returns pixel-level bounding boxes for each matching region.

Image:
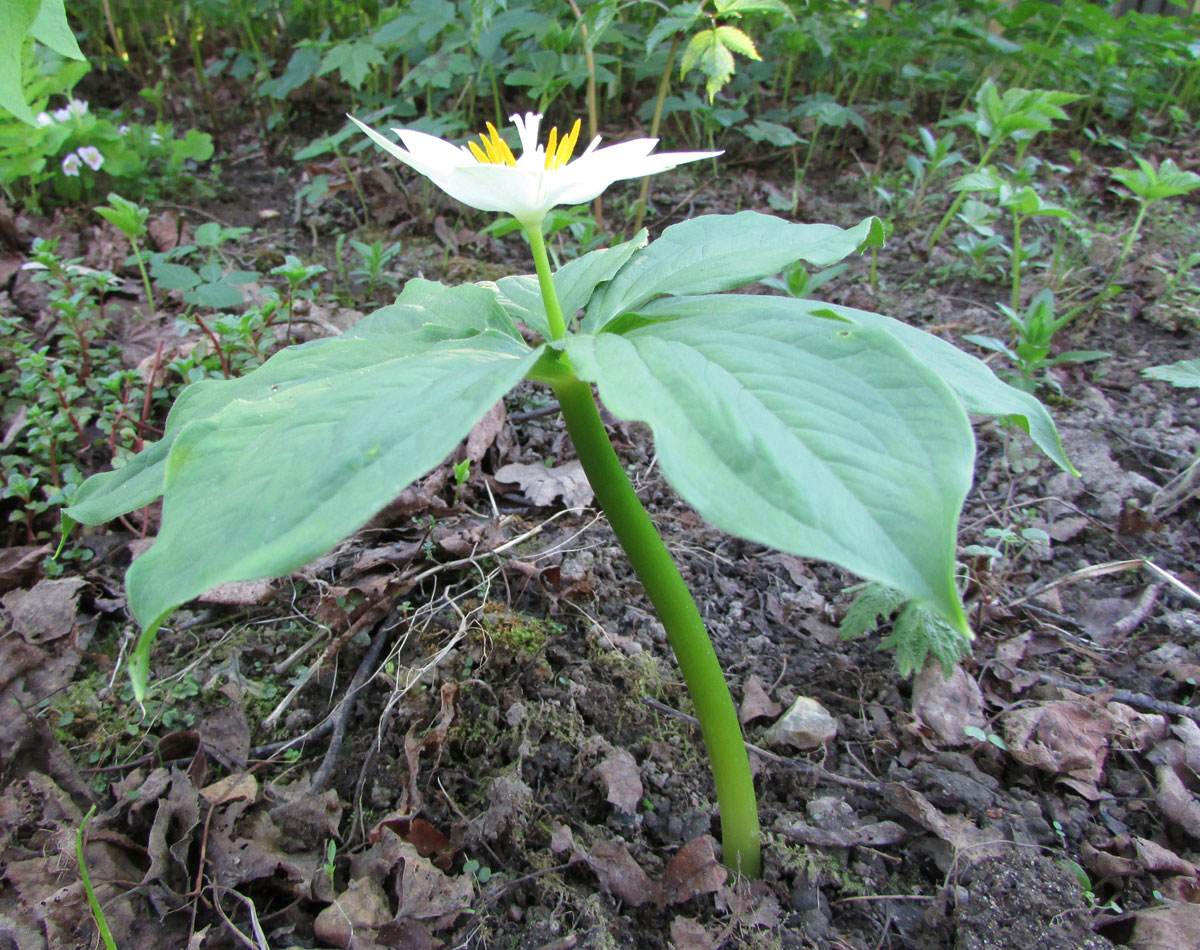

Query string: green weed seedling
[95,193,155,320]
[1099,157,1200,308]
[902,127,967,217]
[963,288,1109,394]
[64,110,1075,879]
[349,238,403,300]
[926,81,1080,252]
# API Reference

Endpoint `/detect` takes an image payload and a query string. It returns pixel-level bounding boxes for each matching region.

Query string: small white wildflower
[149,129,163,145]
[66,98,88,118]
[118,124,131,135]
[62,153,82,177]
[35,112,53,127]
[77,146,104,171]
[52,107,71,122]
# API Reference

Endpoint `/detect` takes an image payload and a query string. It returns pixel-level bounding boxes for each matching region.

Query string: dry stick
[311,619,394,794]
[1031,671,1200,723]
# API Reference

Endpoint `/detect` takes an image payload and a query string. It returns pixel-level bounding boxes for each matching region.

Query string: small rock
[763,697,837,750]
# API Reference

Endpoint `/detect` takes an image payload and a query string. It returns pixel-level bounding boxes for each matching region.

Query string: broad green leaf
[566,312,975,635]
[715,0,792,14]
[1112,157,1200,203]
[0,0,43,124]
[186,281,245,309]
[584,212,882,333]
[1144,359,1200,388]
[29,0,85,61]
[496,231,647,338]
[714,25,760,61]
[68,287,525,526]
[123,330,540,700]
[637,294,1076,474]
[353,279,523,342]
[150,262,201,290]
[680,28,735,98]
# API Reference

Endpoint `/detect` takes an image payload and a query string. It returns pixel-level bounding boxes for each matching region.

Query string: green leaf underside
[566,313,974,633]
[583,212,884,334]
[637,294,1076,475]
[496,231,647,338]
[67,283,520,526]
[120,331,539,698]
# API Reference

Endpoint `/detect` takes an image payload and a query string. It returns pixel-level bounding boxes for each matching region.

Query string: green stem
[1010,213,1022,313]
[925,141,1000,253]
[76,806,118,950]
[526,228,761,877]
[129,242,156,321]
[528,227,568,340]
[1095,200,1150,306]
[551,375,761,877]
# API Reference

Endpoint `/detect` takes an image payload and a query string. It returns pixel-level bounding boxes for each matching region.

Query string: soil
[2,121,1200,950]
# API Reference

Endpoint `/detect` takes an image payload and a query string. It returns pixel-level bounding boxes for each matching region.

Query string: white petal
[510,112,542,156]
[393,127,475,171]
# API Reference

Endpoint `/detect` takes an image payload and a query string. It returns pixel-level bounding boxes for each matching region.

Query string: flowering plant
[0,95,215,209]
[64,113,1072,877]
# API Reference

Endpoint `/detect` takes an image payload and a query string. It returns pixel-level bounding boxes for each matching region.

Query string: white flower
[351,112,720,228]
[77,146,104,171]
[66,98,88,118]
[36,112,53,127]
[118,124,131,136]
[53,107,71,122]
[149,130,163,145]
[62,153,82,177]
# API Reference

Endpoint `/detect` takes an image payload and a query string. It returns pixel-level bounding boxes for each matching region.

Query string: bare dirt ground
[1,129,1199,950]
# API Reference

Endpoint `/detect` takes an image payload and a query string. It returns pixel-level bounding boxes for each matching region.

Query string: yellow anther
[544,126,559,169]
[467,141,489,164]
[556,118,581,167]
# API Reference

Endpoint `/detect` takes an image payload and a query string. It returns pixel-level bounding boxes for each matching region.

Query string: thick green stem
[1010,213,1023,313]
[926,141,1000,253]
[528,226,568,340]
[552,374,761,877]
[526,227,761,877]
[1095,200,1150,307]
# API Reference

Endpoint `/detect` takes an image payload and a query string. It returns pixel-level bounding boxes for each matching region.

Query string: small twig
[509,401,561,423]
[136,340,164,452]
[193,315,231,379]
[311,621,393,793]
[1032,671,1200,722]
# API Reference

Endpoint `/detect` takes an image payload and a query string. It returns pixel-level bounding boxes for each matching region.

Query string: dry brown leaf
[739,674,782,724]
[495,459,594,508]
[147,210,182,251]
[200,772,258,807]
[394,840,473,923]
[2,577,86,643]
[1001,698,1113,784]
[550,825,576,855]
[1130,901,1200,950]
[888,785,1011,865]
[595,747,643,815]
[1156,765,1200,839]
[197,578,275,607]
[670,916,716,950]
[0,544,49,593]
[1132,837,1200,878]
[1108,701,1168,751]
[465,400,507,462]
[314,877,393,948]
[586,840,661,906]
[911,661,985,747]
[660,836,728,905]
[1171,718,1200,772]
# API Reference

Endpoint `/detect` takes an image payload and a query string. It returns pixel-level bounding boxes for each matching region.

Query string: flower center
[467,118,583,171]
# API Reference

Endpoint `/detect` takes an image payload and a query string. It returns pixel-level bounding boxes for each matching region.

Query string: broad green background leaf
[496,231,647,338]
[29,0,85,60]
[1144,359,1200,388]
[1,0,44,124]
[565,311,975,633]
[584,212,883,333]
[68,285,523,526]
[123,330,540,699]
[638,294,1075,474]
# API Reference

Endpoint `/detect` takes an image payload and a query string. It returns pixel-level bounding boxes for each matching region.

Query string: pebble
[763,696,838,750]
